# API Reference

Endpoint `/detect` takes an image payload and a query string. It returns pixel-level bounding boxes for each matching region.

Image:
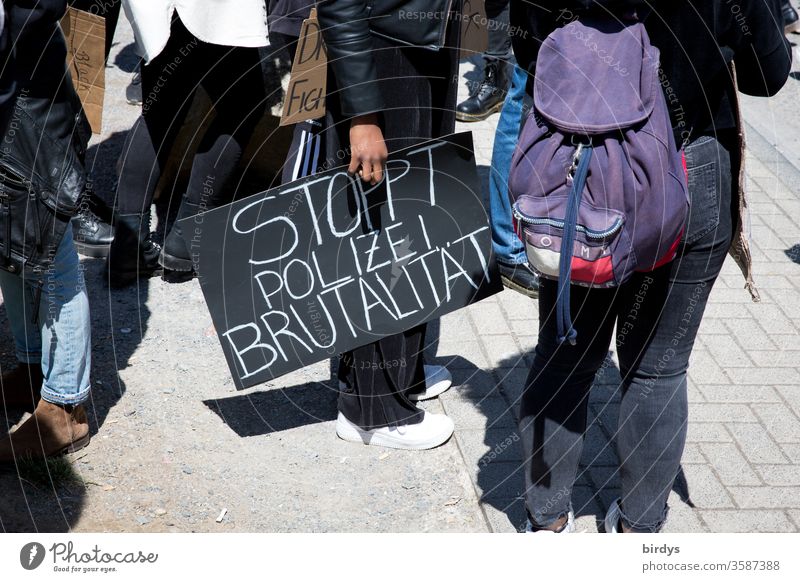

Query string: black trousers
[116,16,265,216]
[485,0,512,61]
[282,21,459,430]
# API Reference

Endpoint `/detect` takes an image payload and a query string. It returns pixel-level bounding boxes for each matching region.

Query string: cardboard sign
[280,8,327,126]
[61,6,105,134]
[181,132,502,388]
[460,0,489,58]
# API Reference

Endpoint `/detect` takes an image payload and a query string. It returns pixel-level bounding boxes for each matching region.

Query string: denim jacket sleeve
[317,0,386,118]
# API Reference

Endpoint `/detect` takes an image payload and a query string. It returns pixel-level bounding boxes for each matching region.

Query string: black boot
[71,188,115,257]
[783,1,799,33]
[497,262,540,299]
[456,59,511,122]
[72,206,115,258]
[159,197,202,273]
[106,212,162,288]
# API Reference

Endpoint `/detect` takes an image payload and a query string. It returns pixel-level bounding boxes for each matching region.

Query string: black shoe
[456,59,511,122]
[106,213,162,287]
[72,207,115,258]
[498,261,540,298]
[159,197,202,274]
[126,68,142,106]
[784,1,800,33]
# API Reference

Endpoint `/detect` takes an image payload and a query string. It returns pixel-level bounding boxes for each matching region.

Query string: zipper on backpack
[512,206,623,241]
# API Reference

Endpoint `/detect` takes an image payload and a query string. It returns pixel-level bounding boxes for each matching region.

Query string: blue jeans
[489,65,527,266]
[519,134,734,532]
[0,224,91,405]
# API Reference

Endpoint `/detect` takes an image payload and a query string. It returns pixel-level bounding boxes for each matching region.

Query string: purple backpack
[508,15,689,345]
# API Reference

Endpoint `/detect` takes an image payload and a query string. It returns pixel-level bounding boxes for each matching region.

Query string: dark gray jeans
[519,134,734,532]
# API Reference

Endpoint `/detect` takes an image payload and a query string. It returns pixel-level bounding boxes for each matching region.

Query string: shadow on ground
[447,347,696,532]
[784,243,800,264]
[0,255,151,531]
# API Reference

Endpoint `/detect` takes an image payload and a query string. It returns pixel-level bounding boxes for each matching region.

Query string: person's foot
[72,207,115,258]
[106,213,163,288]
[783,1,800,33]
[525,509,575,533]
[456,60,511,122]
[0,400,90,462]
[408,365,453,402]
[335,410,454,450]
[603,498,624,533]
[159,198,202,274]
[498,262,540,298]
[0,363,42,412]
[126,68,143,106]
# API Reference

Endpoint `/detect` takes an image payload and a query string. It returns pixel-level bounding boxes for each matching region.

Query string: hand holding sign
[349,114,388,185]
[181,132,501,388]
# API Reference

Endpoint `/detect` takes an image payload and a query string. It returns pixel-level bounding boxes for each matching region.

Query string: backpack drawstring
[556,143,593,346]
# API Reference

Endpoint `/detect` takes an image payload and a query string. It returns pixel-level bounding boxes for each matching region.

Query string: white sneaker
[409,365,453,401]
[525,509,575,533]
[335,411,455,450]
[604,498,623,533]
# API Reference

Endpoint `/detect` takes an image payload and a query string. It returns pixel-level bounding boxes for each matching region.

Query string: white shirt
[123,0,268,63]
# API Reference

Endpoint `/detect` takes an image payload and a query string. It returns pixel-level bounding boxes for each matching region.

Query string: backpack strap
[556,141,593,346]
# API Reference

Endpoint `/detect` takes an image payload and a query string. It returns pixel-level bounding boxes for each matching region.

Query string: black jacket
[0,0,86,283]
[510,0,791,142]
[317,0,454,117]
[6,0,69,94]
[268,0,314,37]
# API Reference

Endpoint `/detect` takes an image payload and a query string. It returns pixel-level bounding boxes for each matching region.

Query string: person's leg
[338,324,426,430]
[456,0,512,122]
[116,20,198,215]
[1,223,93,404]
[489,65,539,296]
[614,135,733,532]
[490,65,526,265]
[485,0,512,61]
[67,0,121,258]
[109,16,198,285]
[185,44,266,204]
[160,44,267,271]
[38,224,92,406]
[0,251,45,411]
[0,268,43,368]
[519,279,617,529]
[102,0,122,59]
[0,224,91,460]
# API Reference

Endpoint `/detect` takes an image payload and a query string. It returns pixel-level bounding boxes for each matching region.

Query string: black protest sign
[181,132,502,389]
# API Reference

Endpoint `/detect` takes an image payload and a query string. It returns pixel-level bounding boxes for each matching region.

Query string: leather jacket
[317,0,454,117]
[0,0,87,284]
